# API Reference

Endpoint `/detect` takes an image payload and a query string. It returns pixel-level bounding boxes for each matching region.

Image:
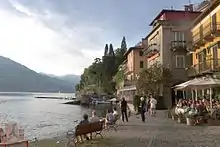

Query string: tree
[121,36,127,52]
[104,44,108,56]
[136,63,172,96]
[109,44,115,56]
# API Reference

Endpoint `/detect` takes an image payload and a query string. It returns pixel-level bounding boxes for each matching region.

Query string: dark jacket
[121,100,127,111]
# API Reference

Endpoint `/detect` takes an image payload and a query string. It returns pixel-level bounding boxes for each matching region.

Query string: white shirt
[90,116,100,122]
[113,110,118,116]
[150,98,157,109]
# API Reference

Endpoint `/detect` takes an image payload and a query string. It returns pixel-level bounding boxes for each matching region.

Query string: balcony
[186,58,220,77]
[143,43,160,58]
[192,22,220,47]
[203,22,220,40]
[170,41,187,52]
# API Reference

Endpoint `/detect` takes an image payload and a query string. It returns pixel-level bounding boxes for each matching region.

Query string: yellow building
[188,0,220,77]
[124,42,147,81]
[117,40,147,102]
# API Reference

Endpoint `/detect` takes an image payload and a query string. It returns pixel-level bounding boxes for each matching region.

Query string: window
[139,51,143,56]
[173,32,185,41]
[140,61,144,68]
[176,55,185,68]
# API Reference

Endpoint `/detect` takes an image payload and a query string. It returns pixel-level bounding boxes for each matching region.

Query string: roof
[149,9,201,26]
[124,46,143,57]
[192,0,220,27]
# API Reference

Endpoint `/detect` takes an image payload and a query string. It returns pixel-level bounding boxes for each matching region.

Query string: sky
[0,0,202,76]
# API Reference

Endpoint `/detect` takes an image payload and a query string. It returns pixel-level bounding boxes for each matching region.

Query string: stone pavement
[101,111,220,147]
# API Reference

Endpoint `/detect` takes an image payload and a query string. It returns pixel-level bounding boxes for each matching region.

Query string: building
[117,40,147,102]
[187,0,220,78]
[143,6,201,108]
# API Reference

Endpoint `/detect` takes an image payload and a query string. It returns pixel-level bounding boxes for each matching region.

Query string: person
[150,95,157,116]
[121,97,128,122]
[90,111,100,122]
[78,114,90,140]
[79,114,89,125]
[113,107,119,119]
[140,97,147,122]
[105,109,114,128]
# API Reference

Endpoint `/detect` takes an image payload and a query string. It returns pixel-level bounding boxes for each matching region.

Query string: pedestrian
[140,97,147,122]
[120,97,128,122]
[150,95,157,116]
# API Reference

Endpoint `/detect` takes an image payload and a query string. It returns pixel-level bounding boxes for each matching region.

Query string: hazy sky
[0,0,201,76]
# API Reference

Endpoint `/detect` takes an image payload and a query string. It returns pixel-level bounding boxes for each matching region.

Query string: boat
[95,100,111,105]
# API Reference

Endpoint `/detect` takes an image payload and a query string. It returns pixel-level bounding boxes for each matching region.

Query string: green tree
[121,36,127,52]
[104,44,108,56]
[136,63,172,96]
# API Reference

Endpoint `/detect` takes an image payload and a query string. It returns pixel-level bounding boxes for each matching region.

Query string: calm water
[0,93,109,140]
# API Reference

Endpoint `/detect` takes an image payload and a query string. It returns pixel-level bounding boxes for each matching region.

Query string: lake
[0,92,109,140]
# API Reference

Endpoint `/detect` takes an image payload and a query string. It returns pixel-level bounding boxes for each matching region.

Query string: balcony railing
[192,31,201,45]
[192,22,220,46]
[143,43,160,58]
[186,58,220,77]
[170,41,187,51]
[203,22,220,38]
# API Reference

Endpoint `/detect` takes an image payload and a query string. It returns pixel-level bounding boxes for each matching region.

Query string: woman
[150,95,157,116]
[105,109,114,128]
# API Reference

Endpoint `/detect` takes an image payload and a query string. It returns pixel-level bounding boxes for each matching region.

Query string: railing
[143,44,159,56]
[192,31,201,44]
[192,22,220,45]
[203,22,220,38]
[170,41,187,50]
[186,58,220,77]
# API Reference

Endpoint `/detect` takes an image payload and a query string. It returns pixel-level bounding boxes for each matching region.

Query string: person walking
[140,97,147,122]
[121,97,128,122]
[150,95,157,116]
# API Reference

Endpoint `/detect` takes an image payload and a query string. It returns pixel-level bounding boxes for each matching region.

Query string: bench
[74,120,104,142]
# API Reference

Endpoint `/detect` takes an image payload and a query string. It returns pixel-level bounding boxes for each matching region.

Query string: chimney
[184,4,194,11]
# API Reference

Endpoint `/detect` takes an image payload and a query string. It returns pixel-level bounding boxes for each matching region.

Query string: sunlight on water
[0,92,92,139]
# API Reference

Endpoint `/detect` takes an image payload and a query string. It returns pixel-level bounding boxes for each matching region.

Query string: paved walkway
[92,111,220,147]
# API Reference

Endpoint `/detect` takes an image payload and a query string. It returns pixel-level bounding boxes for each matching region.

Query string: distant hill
[45,74,80,85]
[0,56,77,93]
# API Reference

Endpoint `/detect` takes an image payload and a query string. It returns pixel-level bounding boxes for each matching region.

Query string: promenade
[32,111,220,147]
[85,111,220,147]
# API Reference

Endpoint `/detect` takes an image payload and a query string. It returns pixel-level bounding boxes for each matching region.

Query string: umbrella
[191,77,220,89]
[189,77,220,108]
[173,78,201,90]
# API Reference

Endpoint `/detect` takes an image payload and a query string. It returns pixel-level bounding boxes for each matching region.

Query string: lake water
[0,92,109,140]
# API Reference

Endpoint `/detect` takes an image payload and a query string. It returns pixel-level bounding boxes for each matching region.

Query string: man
[140,97,147,122]
[120,97,128,122]
[90,111,100,122]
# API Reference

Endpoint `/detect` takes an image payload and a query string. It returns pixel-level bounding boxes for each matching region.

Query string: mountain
[43,74,80,85]
[0,56,76,93]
